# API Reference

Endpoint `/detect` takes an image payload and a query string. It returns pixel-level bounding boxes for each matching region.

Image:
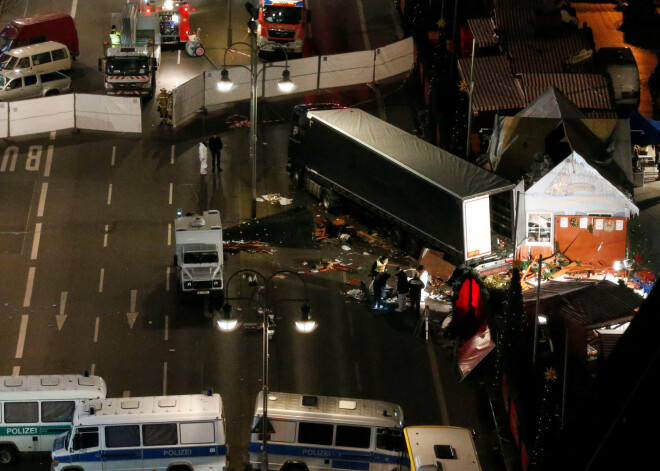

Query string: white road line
[30,223,42,260]
[44,145,54,177]
[170,145,175,164]
[427,343,450,425]
[123,391,130,397]
[130,289,137,312]
[355,0,371,51]
[37,182,48,217]
[91,363,96,375]
[167,223,172,246]
[163,362,168,395]
[168,183,173,205]
[12,366,20,376]
[71,0,79,18]
[166,267,171,292]
[15,315,28,359]
[177,49,181,65]
[98,268,105,293]
[94,317,100,343]
[111,146,116,166]
[60,291,68,315]
[23,267,36,307]
[354,362,362,391]
[164,315,169,340]
[107,184,113,205]
[103,224,109,247]
[50,131,56,140]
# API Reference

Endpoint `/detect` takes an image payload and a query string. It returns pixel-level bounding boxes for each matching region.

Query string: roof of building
[508,32,594,74]
[522,73,611,110]
[457,55,527,112]
[467,17,498,48]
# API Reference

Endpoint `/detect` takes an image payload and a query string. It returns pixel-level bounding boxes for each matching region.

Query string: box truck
[174,210,223,294]
[287,105,515,264]
[0,13,79,56]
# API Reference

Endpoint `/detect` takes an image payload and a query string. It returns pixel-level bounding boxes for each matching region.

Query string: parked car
[0,41,71,74]
[0,70,71,101]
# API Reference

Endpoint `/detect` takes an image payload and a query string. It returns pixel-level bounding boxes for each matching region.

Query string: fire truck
[99,2,161,98]
[257,0,308,56]
[142,0,190,44]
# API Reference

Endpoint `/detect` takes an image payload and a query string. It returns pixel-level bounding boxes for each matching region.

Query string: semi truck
[257,0,308,56]
[287,105,515,264]
[174,210,223,295]
[99,2,161,97]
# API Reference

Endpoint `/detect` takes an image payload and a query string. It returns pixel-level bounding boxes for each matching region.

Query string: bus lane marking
[166,267,171,292]
[56,292,68,331]
[164,315,169,340]
[37,182,48,217]
[107,184,113,205]
[91,363,96,375]
[167,223,172,245]
[15,315,28,359]
[99,268,105,293]
[44,145,54,177]
[103,224,109,247]
[12,366,20,376]
[169,183,173,204]
[111,146,116,166]
[30,223,42,260]
[23,267,36,307]
[171,145,175,164]
[94,317,100,343]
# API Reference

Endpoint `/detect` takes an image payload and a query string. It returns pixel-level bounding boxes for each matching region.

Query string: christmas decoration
[530,366,561,468]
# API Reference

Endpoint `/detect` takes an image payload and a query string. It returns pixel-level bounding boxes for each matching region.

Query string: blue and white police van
[249,391,404,471]
[51,393,227,471]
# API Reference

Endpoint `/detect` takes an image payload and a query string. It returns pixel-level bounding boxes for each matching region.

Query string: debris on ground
[300,259,355,273]
[224,240,274,253]
[258,193,293,205]
[224,206,315,247]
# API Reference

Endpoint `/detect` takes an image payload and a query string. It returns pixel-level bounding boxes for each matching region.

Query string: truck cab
[257,0,308,56]
[174,210,223,295]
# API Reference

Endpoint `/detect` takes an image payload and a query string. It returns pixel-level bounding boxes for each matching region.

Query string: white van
[0,41,71,74]
[249,391,404,471]
[0,374,107,465]
[51,393,227,471]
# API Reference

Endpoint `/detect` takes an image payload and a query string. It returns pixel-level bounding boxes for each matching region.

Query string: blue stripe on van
[249,442,398,464]
[58,444,226,463]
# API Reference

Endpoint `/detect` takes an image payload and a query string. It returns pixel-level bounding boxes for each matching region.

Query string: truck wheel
[321,189,340,212]
[291,168,304,188]
[390,228,405,248]
[405,235,422,258]
[0,445,17,465]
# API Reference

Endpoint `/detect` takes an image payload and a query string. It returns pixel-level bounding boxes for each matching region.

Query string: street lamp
[215,269,315,471]
[217,4,296,219]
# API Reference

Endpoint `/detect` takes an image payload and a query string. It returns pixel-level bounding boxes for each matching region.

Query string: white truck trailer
[174,210,223,295]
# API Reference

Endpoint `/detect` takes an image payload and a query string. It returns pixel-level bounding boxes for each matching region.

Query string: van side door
[70,426,102,471]
[372,428,404,471]
[102,424,143,471]
[333,425,373,471]
[38,401,75,452]
[2,401,40,452]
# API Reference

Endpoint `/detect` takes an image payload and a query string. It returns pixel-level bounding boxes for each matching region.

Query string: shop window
[526,213,552,244]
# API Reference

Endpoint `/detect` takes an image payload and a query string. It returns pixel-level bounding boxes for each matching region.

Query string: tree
[449,81,469,156]
[530,367,561,469]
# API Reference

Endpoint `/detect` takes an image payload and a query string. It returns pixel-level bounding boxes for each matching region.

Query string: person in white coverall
[199,141,208,175]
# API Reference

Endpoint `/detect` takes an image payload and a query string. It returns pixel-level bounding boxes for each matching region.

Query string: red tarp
[457,322,495,378]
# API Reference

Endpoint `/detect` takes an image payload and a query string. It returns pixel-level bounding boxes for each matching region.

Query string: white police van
[249,391,404,471]
[0,373,106,465]
[51,393,226,471]
[403,426,481,471]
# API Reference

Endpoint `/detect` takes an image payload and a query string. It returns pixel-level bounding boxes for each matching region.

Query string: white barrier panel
[75,94,141,133]
[374,37,414,83]
[9,94,75,137]
[263,56,319,98]
[172,74,205,127]
[319,50,374,89]
[0,103,7,138]
[205,67,252,108]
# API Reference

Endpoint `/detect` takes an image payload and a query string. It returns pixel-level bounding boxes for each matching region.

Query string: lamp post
[216,269,315,471]
[217,4,295,219]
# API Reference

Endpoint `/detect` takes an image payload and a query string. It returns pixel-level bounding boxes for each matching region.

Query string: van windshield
[263,6,303,24]
[106,56,149,75]
[0,54,18,70]
[183,251,219,264]
[0,75,8,88]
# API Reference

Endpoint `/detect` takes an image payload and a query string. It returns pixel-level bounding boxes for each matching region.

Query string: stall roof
[467,17,497,48]
[522,74,612,110]
[309,108,515,200]
[508,31,594,74]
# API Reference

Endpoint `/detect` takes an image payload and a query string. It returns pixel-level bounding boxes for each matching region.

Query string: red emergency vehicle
[257,0,307,56]
[142,0,190,44]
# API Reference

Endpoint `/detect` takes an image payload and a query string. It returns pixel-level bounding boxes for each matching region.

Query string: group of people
[198,134,224,175]
[368,255,430,315]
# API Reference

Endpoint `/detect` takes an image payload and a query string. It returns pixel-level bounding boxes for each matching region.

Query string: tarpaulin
[629,110,660,146]
[75,94,141,133]
[457,322,495,378]
[374,37,414,83]
[319,50,375,89]
[263,56,319,97]
[0,102,7,138]
[9,94,74,137]
[172,73,204,127]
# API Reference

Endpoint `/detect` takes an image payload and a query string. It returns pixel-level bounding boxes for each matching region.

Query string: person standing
[372,270,390,310]
[198,141,208,175]
[418,265,430,304]
[408,272,424,317]
[394,266,409,312]
[109,25,121,45]
[208,133,224,173]
[157,88,169,122]
[368,255,388,294]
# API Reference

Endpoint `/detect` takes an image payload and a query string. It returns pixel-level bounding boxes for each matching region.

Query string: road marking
[177,49,181,65]
[111,146,116,166]
[37,182,48,217]
[167,223,172,245]
[169,183,173,204]
[50,131,56,140]
[71,0,78,18]
[427,343,450,425]
[103,224,109,247]
[30,223,42,260]
[164,315,169,340]
[107,184,113,205]
[98,268,105,293]
[355,0,371,50]
[90,363,96,375]
[23,267,36,307]
[44,145,54,177]
[163,362,168,395]
[60,291,67,315]
[354,362,362,391]
[15,315,28,359]
[12,366,20,376]
[123,391,130,397]
[166,266,171,291]
[94,317,100,343]
[127,289,139,329]
[170,145,175,164]
[56,291,68,331]
[130,289,137,312]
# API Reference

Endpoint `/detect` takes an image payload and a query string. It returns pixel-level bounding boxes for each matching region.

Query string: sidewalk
[634,179,660,207]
